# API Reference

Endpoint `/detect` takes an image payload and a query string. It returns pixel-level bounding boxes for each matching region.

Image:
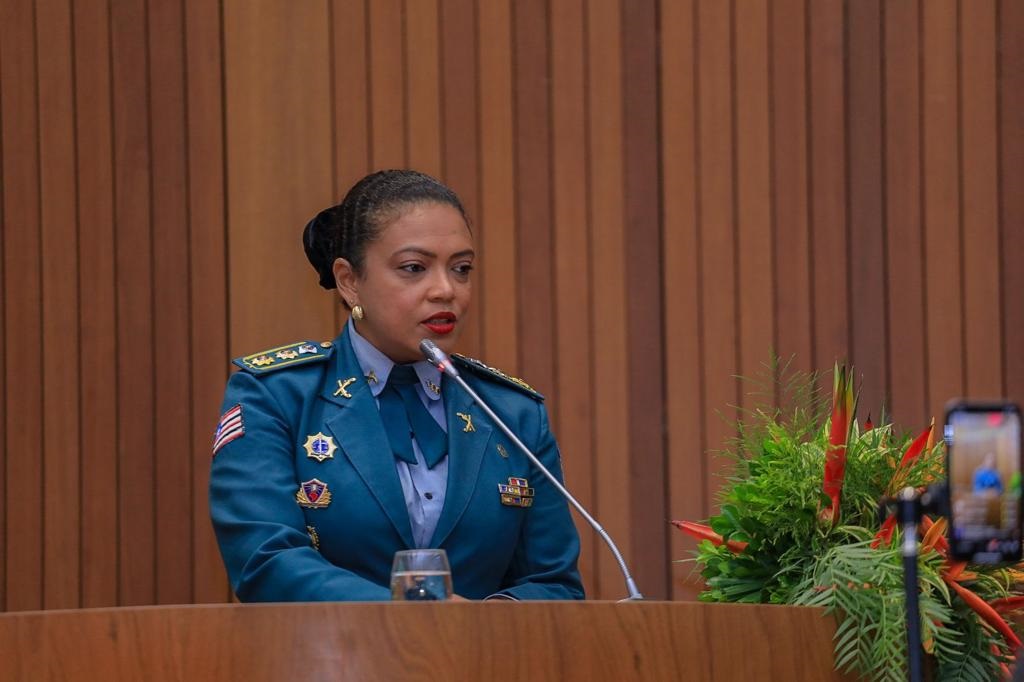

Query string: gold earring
[351,304,364,321]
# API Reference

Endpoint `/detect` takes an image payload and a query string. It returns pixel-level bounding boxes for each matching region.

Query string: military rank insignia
[212,404,244,457]
[304,432,337,462]
[296,479,332,508]
[498,477,534,508]
[234,341,332,374]
[307,525,321,551]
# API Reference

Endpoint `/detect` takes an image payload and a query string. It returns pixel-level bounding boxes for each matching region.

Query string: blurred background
[1,0,1021,608]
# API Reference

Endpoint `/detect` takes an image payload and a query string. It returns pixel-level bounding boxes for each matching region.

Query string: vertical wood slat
[404,0,442,177]
[770,0,813,374]
[111,0,155,606]
[184,0,229,604]
[37,0,81,610]
[439,0,481,359]
[696,0,738,503]
[622,0,667,601]
[883,0,928,429]
[331,0,370,196]
[549,0,595,599]
[0,0,6,613]
[476,0,518,373]
[223,2,336,359]
[149,0,192,605]
[512,0,555,399]
[661,0,704,601]
[1001,0,1024,405]
[1,0,44,612]
[807,0,849,374]
[368,0,405,169]
[734,0,775,397]
[587,0,630,600]
[959,0,1002,398]
[74,0,118,608]
[847,0,888,417]
[922,0,964,420]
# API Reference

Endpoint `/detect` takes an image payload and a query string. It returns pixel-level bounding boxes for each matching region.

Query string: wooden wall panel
[549,0,595,599]
[587,0,630,601]
[477,0,518,372]
[2,0,1023,609]
[662,0,704,601]
[184,0,230,604]
[771,0,813,374]
[1002,0,1024,406]
[696,0,739,507]
[74,0,118,608]
[150,0,193,606]
[1,0,44,612]
[223,2,336,357]
[111,0,156,606]
[808,0,849,374]
[37,0,80,610]
[960,0,1002,398]
[883,0,928,429]
[369,0,405,169]
[922,0,964,419]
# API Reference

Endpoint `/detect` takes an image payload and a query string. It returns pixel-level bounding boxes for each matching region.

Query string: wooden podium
[0,601,852,680]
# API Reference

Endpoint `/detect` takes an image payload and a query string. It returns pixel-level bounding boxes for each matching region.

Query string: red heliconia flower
[671,520,748,554]
[864,413,874,431]
[821,364,855,525]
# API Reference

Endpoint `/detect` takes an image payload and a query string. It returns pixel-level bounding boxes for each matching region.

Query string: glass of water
[390,549,453,601]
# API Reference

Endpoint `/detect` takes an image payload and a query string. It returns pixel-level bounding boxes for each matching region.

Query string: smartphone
[945,400,1023,564]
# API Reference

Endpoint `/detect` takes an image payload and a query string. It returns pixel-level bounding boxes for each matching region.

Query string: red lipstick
[421,311,457,335]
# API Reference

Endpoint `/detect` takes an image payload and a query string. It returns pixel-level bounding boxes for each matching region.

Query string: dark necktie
[378,365,447,468]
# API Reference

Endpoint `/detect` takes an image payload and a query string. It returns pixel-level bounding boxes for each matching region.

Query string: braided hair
[303,170,469,293]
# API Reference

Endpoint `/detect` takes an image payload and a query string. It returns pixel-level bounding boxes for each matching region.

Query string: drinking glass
[390,549,453,601]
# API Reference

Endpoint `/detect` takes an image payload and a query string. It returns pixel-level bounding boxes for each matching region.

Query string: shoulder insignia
[451,354,544,401]
[233,341,333,374]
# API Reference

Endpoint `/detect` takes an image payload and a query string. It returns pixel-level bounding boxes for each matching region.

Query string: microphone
[420,339,644,601]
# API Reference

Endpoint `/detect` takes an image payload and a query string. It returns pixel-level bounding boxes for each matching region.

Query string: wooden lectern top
[0,601,852,681]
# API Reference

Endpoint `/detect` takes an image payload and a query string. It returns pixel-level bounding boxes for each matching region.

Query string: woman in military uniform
[210,170,584,601]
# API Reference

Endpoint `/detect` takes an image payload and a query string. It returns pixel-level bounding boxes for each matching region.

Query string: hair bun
[302,207,339,290]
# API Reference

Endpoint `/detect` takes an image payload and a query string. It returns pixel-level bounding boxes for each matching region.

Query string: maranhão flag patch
[212,404,244,457]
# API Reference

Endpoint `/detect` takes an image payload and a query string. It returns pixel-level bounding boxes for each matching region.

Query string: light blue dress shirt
[347,320,448,548]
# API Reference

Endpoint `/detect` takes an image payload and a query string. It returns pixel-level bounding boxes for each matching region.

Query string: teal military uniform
[209,325,584,601]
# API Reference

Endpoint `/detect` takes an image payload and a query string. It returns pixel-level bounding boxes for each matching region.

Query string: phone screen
[946,402,1023,563]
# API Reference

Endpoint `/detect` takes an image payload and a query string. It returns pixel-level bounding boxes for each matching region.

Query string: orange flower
[671,520,747,554]
[821,365,854,525]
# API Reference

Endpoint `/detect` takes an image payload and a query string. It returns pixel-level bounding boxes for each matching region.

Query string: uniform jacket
[210,325,584,601]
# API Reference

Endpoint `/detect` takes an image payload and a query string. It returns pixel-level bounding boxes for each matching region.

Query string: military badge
[276,349,299,360]
[304,432,337,462]
[212,404,245,457]
[298,344,319,354]
[251,355,274,367]
[426,380,441,396]
[296,478,332,508]
[307,525,321,551]
[456,412,475,432]
[334,377,357,398]
[496,443,509,458]
[498,477,534,507]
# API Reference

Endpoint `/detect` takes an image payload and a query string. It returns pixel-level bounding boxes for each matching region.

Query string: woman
[210,169,584,601]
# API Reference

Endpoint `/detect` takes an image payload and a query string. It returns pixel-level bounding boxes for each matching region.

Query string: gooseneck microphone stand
[420,339,644,601]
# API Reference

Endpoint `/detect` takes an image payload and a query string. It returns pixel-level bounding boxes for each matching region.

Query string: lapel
[320,328,415,549]
[429,375,492,548]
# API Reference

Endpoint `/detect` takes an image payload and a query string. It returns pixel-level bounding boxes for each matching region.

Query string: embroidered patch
[213,404,244,457]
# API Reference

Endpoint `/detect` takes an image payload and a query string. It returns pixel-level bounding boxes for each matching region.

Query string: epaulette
[233,340,334,374]
[451,354,544,401]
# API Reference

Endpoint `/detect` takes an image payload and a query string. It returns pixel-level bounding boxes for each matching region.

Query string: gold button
[321,341,332,348]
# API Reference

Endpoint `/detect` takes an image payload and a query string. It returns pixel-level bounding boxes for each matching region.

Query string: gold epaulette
[233,340,334,374]
[451,354,544,401]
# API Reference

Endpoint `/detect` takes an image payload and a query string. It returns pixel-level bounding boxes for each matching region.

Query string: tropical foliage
[674,363,1022,681]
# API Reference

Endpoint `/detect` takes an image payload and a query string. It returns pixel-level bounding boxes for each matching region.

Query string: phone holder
[876,483,947,682]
